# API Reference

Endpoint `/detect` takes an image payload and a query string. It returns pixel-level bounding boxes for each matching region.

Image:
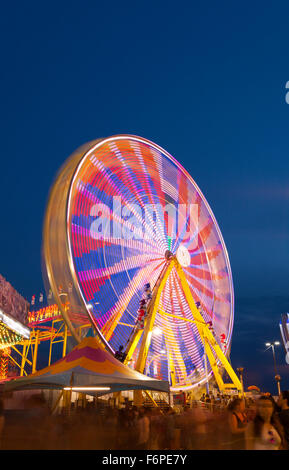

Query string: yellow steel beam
[135,260,175,373]
[32,330,39,373]
[49,339,67,344]
[133,389,143,407]
[157,307,205,388]
[48,319,55,367]
[174,258,242,392]
[124,262,172,365]
[102,270,149,341]
[144,390,161,409]
[6,352,25,375]
[10,319,73,375]
[22,334,34,376]
[163,333,177,387]
[159,304,188,387]
[123,329,143,365]
[158,308,205,325]
[20,343,27,377]
[51,391,64,415]
[202,337,226,391]
[223,384,241,389]
[62,324,68,357]
[11,345,32,366]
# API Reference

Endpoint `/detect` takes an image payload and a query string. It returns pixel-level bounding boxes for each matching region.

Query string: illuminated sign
[0,308,30,340]
[0,274,29,324]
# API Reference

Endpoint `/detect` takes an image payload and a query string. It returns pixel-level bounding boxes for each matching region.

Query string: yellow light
[0,309,30,339]
[152,326,162,336]
[63,386,111,391]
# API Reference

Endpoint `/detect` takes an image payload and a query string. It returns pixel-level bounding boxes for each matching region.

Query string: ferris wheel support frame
[134,261,175,374]
[124,256,242,396]
[101,270,147,342]
[123,260,174,366]
[174,260,242,394]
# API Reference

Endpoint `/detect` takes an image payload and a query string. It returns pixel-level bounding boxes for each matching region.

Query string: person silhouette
[114,345,127,362]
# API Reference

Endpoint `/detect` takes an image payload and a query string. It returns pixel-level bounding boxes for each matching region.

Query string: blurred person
[245,396,283,450]
[191,402,209,449]
[179,405,194,449]
[148,408,162,449]
[110,407,119,448]
[246,399,257,422]
[265,394,279,413]
[210,395,216,412]
[205,393,211,404]
[115,408,128,449]
[224,395,230,406]
[200,393,206,403]
[53,414,68,450]
[23,393,51,449]
[277,390,289,449]
[227,398,248,450]
[163,407,176,449]
[114,345,126,363]
[210,406,230,450]
[136,407,150,449]
[0,398,5,449]
[101,407,119,449]
[215,393,221,406]
[133,406,140,426]
[126,406,137,429]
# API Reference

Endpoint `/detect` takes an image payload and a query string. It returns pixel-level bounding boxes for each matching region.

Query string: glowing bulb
[63,386,110,391]
[153,326,162,336]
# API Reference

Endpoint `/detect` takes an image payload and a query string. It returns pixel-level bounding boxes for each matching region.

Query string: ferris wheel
[43,135,241,392]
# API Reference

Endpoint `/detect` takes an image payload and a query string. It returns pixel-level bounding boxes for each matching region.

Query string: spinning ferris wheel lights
[43,135,241,392]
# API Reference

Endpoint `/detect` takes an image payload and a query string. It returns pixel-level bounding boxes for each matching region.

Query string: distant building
[0,274,30,350]
[279,313,289,355]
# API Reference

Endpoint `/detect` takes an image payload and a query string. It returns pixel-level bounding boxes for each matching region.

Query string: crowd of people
[0,390,288,450]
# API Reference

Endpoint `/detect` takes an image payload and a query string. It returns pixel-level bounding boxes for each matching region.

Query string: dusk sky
[1,1,289,392]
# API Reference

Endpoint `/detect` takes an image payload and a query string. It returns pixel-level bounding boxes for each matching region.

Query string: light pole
[237,367,244,396]
[265,341,281,396]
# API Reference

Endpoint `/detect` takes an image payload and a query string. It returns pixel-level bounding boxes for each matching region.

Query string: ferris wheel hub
[164,250,174,260]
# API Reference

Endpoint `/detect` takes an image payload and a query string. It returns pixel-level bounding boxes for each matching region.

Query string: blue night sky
[1,1,289,392]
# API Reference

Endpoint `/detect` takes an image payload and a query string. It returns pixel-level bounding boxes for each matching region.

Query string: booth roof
[4,336,170,394]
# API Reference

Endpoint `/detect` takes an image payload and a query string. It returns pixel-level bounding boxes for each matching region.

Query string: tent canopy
[4,336,169,395]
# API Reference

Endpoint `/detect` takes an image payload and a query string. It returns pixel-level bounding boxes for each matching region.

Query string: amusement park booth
[3,336,170,409]
[0,274,30,380]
